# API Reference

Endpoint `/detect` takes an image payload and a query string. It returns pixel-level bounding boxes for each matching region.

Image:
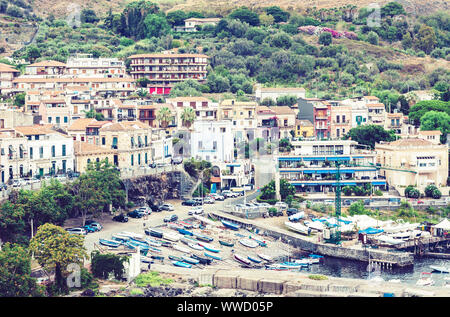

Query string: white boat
[163,231,182,242]
[375,234,405,246]
[188,242,203,251]
[144,238,162,247]
[284,221,310,235]
[173,244,191,254]
[234,254,252,266]
[258,253,273,262]
[416,273,434,286]
[430,265,450,273]
[120,231,144,239]
[304,220,325,232]
[239,238,259,248]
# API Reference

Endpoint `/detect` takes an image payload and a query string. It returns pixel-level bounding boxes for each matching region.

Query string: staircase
[174,170,197,200]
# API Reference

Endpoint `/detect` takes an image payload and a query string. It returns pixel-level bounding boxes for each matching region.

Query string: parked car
[149,163,157,168]
[82,225,97,233]
[127,209,145,218]
[87,223,102,231]
[160,203,174,211]
[182,199,198,206]
[210,193,225,201]
[164,214,178,222]
[343,199,352,206]
[203,197,215,204]
[112,214,129,223]
[172,157,183,165]
[150,204,163,212]
[275,202,288,210]
[156,163,169,168]
[286,208,298,216]
[66,227,87,235]
[221,190,238,198]
[137,206,152,215]
[0,183,7,191]
[188,206,204,216]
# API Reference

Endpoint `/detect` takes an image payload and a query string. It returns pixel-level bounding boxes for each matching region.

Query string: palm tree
[180,107,196,128]
[156,106,173,128]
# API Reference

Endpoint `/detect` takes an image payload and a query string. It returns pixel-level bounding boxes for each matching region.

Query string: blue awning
[278,157,301,161]
[291,183,320,186]
[303,157,325,161]
[327,157,350,161]
[372,181,386,185]
[226,164,241,167]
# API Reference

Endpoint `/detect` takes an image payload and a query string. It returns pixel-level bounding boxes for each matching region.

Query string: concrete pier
[211,210,415,267]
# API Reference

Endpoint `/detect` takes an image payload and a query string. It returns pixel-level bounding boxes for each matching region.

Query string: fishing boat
[282,261,310,268]
[111,234,130,242]
[120,231,144,239]
[239,238,259,248]
[181,255,200,265]
[430,266,450,273]
[221,220,240,231]
[172,261,192,268]
[167,222,184,230]
[193,232,214,242]
[181,236,198,245]
[147,246,162,253]
[188,242,203,251]
[179,221,194,229]
[257,253,273,262]
[234,254,252,266]
[168,255,184,262]
[173,244,191,254]
[150,255,164,261]
[177,228,194,236]
[248,255,263,264]
[304,220,325,232]
[249,236,267,247]
[145,228,163,238]
[192,254,212,265]
[204,252,222,261]
[162,231,181,242]
[219,239,234,247]
[128,237,149,247]
[144,238,162,247]
[284,222,310,235]
[416,272,434,286]
[265,263,302,271]
[99,239,121,248]
[141,256,153,264]
[198,242,220,253]
[308,254,324,263]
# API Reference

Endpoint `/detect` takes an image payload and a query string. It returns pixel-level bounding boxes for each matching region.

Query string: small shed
[432,218,450,237]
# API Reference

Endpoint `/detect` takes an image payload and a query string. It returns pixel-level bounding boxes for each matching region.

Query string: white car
[275,202,288,209]
[222,190,238,198]
[188,206,204,216]
[203,197,215,204]
[66,228,87,235]
[210,193,225,201]
[160,203,174,211]
[137,206,152,215]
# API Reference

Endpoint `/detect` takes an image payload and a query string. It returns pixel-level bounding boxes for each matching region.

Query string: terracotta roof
[27,60,66,67]
[256,106,275,114]
[74,141,117,155]
[68,118,98,131]
[100,121,150,132]
[296,119,313,126]
[364,96,380,100]
[366,103,385,108]
[167,96,210,103]
[419,130,442,135]
[0,63,20,73]
[387,138,434,147]
[129,53,209,59]
[14,124,57,136]
[272,106,296,115]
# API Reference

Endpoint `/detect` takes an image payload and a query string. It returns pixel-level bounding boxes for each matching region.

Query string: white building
[190,120,234,162]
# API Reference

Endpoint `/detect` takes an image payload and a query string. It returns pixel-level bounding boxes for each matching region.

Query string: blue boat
[248,255,262,263]
[203,245,220,253]
[308,254,324,259]
[99,239,121,248]
[129,237,149,246]
[249,236,267,247]
[148,246,162,253]
[172,261,192,268]
[145,228,163,238]
[193,232,214,242]
[221,220,240,231]
[111,234,130,242]
[178,228,194,236]
[204,252,222,261]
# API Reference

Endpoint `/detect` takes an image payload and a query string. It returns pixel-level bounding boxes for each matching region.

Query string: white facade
[190,120,234,162]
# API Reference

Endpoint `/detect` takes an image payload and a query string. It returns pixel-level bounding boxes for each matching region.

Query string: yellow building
[375,138,449,196]
[73,141,117,173]
[295,119,314,139]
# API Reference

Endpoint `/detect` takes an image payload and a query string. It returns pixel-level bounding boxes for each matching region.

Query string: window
[48,117,52,123]
[56,117,60,124]
[145,136,148,146]
[62,144,66,156]
[51,145,56,157]
[64,116,68,123]
[102,137,106,146]
[131,154,134,166]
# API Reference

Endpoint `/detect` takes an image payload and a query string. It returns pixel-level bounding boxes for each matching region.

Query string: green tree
[25,46,41,63]
[29,224,88,294]
[144,14,170,38]
[0,243,44,297]
[344,125,396,149]
[408,100,450,125]
[13,92,26,107]
[381,2,406,17]
[420,111,450,143]
[259,13,274,26]
[166,10,187,26]
[264,6,290,23]
[90,251,128,280]
[228,7,260,26]
[156,106,173,128]
[348,200,368,215]
[415,24,437,54]
[80,9,99,24]
[318,32,332,46]
[180,107,196,128]
[0,201,27,244]
[367,31,379,45]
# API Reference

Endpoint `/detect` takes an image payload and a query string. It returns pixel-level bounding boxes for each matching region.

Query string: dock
[210,210,415,267]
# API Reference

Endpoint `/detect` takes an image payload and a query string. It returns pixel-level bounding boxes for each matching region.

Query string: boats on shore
[181,236,198,245]
[111,234,130,242]
[416,272,434,286]
[167,222,184,230]
[204,252,222,261]
[193,232,214,242]
[430,265,450,273]
[178,228,194,236]
[181,255,200,265]
[284,221,310,235]
[248,255,262,264]
[221,220,240,231]
[99,239,121,248]
[179,221,194,229]
[172,261,192,268]
[257,253,273,262]
[249,236,267,247]
[188,242,203,251]
[219,239,234,247]
[265,263,307,271]
[144,238,162,247]
[234,254,252,266]
[192,254,213,265]
[145,228,163,238]
[173,244,191,254]
[120,231,144,239]
[168,255,184,262]
[198,242,220,253]
[162,231,181,242]
[239,238,259,248]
